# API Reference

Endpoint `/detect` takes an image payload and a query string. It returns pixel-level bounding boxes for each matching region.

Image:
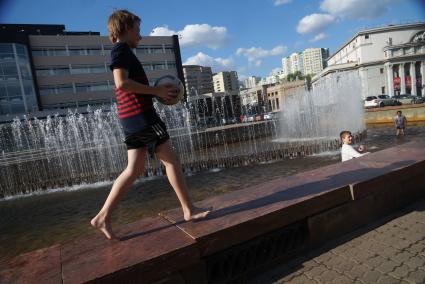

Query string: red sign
[406,76,412,89]
[393,77,400,90]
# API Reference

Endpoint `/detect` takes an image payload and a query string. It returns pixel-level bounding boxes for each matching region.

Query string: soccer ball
[154,75,185,105]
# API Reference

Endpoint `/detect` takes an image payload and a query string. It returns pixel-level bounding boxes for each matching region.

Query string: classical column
[421,61,425,96]
[411,62,417,96]
[386,64,394,96]
[400,63,406,94]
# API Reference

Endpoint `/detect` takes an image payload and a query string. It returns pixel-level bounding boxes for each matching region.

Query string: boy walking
[91,10,211,240]
[394,110,407,137]
[340,131,369,162]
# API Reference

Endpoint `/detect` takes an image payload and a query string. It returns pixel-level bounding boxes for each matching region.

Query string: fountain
[0,71,365,199]
[278,72,365,141]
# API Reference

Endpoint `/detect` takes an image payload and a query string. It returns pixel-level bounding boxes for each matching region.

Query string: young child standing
[91,10,211,240]
[394,110,407,137]
[340,130,369,162]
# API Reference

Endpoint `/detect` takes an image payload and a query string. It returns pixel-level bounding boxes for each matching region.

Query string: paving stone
[375,259,400,274]
[392,251,414,264]
[376,275,404,284]
[388,264,413,279]
[405,270,425,284]
[404,256,425,270]
[314,269,341,283]
[362,270,382,283]
[364,255,387,269]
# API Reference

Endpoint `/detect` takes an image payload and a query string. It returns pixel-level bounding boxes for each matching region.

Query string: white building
[314,22,425,97]
[213,71,239,93]
[244,76,261,89]
[282,57,292,77]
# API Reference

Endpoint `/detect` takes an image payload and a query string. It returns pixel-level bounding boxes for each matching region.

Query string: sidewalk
[251,198,425,284]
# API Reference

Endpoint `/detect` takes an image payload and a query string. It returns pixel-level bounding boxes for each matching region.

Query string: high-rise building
[282,57,292,78]
[290,52,304,75]
[0,24,184,119]
[303,48,329,76]
[182,65,214,96]
[244,76,261,89]
[213,71,239,93]
[282,48,329,78]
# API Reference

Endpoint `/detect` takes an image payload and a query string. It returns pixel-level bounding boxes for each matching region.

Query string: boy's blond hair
[108,9,141,43]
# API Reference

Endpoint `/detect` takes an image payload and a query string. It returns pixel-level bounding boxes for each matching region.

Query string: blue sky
[1,0,424,79]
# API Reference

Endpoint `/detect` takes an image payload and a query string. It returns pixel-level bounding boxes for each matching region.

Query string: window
[380,68,384,74]
[381,86,385,94]
[365,34,369,39]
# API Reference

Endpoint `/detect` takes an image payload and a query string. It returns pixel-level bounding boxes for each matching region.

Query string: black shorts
[396,126,405,130]
[124,121,170,157]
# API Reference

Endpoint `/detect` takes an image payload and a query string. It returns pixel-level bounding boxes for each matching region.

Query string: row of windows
[43,98,114,110]
[39,81,114,95]
[31,45,175,57]
[35,61,177,76]
[0,81,35,98]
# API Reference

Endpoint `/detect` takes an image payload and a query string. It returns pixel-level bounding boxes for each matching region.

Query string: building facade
[303,48,329,76]
[213,71,239,93]
[0,24,184,119]
[182,65,214,96]
[314,22,425,97]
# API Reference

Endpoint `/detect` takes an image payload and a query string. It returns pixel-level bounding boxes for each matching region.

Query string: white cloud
[236,45,287,66]
[297,13,335,34]
[150,25,176,36]
[183,52,234,72]
[150,24,229,50]
[320,0,396,19]
[274,0,292,6]
[310,33,328,42]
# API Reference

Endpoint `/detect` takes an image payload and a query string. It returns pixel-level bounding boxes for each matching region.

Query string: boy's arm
[113,68,176,102]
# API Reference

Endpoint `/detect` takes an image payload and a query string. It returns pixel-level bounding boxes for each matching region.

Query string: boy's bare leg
[156,140,211,221]
[91,148,147,239]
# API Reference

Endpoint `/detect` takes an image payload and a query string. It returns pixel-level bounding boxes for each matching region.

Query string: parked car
[264,113,274,120]
[247,115,255,122]
[364,96,379,108]
[393,94,415,105]
[255,114,264,121]
[413,96,425,104]
[376,95,400,107]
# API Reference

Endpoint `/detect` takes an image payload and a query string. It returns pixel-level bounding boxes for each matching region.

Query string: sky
[1,0,424,80]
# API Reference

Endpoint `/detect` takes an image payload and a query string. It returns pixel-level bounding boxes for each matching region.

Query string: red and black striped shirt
[110,42,159,134]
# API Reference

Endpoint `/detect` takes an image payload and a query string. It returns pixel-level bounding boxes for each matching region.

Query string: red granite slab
[161,172,352,256]
[61,216,200,284]
[161,140,425,257]
[0,245,61,284]
[348,140,425,200]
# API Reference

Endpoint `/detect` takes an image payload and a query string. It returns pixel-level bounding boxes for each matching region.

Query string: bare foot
[90,214,117,240]
[184,206,212,221]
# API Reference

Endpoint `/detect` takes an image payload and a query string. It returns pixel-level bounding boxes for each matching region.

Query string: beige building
[241,80,306,113]
[213,71,239,93]
[0,24,184,120]
[182,65,214,96]
[302,48,329,76]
